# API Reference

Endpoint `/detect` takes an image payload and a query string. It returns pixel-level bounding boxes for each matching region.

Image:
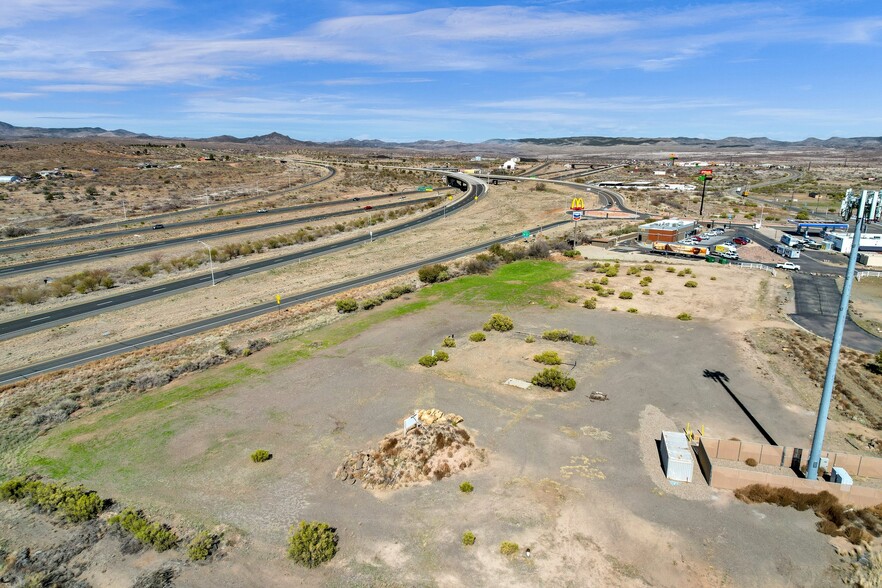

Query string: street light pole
[699,176,710,216]
[198,240,216,286]
[805,190,867,480]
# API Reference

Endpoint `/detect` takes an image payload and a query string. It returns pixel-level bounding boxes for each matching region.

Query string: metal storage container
[660,431,694,483]
[832,467,853,486]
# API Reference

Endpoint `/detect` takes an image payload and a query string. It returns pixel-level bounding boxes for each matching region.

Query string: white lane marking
[30,315,52,322]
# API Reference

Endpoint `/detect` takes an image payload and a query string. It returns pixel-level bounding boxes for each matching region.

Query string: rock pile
[335,409,483,490]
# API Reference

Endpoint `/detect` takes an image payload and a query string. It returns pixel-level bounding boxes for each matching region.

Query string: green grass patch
[421,260,571,306]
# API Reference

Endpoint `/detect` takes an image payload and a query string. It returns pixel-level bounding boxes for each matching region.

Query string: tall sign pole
[698,169,713,216]
[806,189,879,480]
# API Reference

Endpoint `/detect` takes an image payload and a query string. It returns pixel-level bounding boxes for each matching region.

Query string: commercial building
[637,218,697,243]
[825,231,882,254]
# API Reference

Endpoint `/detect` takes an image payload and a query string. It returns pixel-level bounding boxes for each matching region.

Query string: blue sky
[1,1,881,142]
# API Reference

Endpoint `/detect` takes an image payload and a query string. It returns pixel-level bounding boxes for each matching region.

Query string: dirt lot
[2,259,869,586]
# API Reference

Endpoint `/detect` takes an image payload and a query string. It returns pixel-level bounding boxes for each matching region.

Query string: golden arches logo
[571,197,584,210]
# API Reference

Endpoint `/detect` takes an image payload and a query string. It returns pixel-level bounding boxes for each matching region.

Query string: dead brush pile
[335,410,485,490]
[735,484,882,545]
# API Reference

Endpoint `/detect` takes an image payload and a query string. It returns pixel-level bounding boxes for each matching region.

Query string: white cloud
[0,92,40,100]
[34,84,128,92]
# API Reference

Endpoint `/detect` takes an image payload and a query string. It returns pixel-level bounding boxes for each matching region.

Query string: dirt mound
[335,410,484,490]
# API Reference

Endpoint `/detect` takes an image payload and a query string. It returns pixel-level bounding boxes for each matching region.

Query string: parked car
[775,262,801,271]
[722,252,739,260]
[733,237,749,245]
[152,223,165,230]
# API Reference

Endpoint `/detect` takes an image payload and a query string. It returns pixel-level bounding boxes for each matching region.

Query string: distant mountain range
[1,120,881,151]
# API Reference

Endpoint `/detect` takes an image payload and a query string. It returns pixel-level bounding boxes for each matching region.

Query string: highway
[0,218,569,385]
[0,177,483,340]
[0,193,446,278]
[481,173,641,216]
[0,162,336,250]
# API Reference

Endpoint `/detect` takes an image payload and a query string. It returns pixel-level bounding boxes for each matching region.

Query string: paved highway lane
[0,195,444,278]
[790,274,882,354]
[0,162,337,251]
[0,182,480,340]
[0,218,569,385]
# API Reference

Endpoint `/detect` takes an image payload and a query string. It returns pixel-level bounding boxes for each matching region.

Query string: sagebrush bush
[657,290,665,295]
[436,351,449,362]
[619,291,633,300]
[642,289,650,295]
[462,531,476,546]
[442,336,456,348]
[109,508,179,551]
[531,368,576,391]
[187,531,217,561]
[627,266,641,276]
[533,350,562,365]
[460,481,474,493]
[684,281,698,288]
[251,449,271,463]
[361,297,383,310]
[418,263,449,284]
[288,521,338,568]
[524,334,536,343]
[469,332,485,342]
[627,308,638,313]
[500,541,519,556]
[419,354,439,367]
[583,297,597,309]
[0,476,104,522]
[483,313,514,332]
[541,329,571,342]
[667,267,676,273]
[335,298,358,313]
[677,312,692,321]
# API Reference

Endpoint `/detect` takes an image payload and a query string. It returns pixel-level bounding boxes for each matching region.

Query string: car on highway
[257,208,268,213]
[152,224,165,230]
[721,251,739,260]
[352,197,361,201]
[363,205,373,210]
[775,262,801,271]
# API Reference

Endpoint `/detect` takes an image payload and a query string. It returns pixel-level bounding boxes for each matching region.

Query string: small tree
[531,368,576,391]
[288,521,338,568]
[483,313,513,332]
[796,209,810,220]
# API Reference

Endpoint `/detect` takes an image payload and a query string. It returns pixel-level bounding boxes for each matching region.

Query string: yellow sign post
[276,294,281,313]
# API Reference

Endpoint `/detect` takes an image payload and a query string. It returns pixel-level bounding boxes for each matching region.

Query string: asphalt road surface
[789,274,881,353]
[0,162,336,251]
[0,194,444,278]
[0,218,570,385]
[0,182,480,340]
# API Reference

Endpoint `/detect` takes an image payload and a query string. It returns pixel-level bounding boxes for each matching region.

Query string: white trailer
[660,431,694,483]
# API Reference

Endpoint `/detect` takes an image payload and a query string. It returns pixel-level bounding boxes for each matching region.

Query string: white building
[0,175,21,183]
[501,158,518,171]
[826,231,882,254]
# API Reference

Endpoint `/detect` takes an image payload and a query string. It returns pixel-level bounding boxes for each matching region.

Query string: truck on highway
[652,242,709,258]
[780,233,802,247]
[771,244,801,259]
[714,244,737,255]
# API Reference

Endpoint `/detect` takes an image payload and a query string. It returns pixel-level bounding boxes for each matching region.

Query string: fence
[735,262,777,275]
[697,437,882,508]
[857,271,882,281]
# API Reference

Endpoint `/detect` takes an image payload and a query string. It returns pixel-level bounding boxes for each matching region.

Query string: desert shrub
[657,290,665,295]
[677,312,692,321]
[817,520,840,536]
[642,289,650,295]
[619,291,633,300]
[483,313,514,332]
[500,541,519,556]
[442,336,456,348]
[418,263,449,284]
[187,531,218,561]
[129,262,155,278]
[583,298,597,309]
[677,270,687,277]
[627,308,638,313]
[419,354,439,367]
[384,284,415,300]
[524,334,535,343]
[361,297,383,310]
[526,240,550,258]
[599,276,609,285]
[542,329,571,342]
[605,266,618,278]
[469,332,485,342]
[287,521,338,568]
[745,458,758,467]
[845,525,870,545]
[436,351,449,361]
[462,531,476,546]
[109,508,179,551]
[644,264,655,271]
[667,267,676,273]
[572,335,597,346]
[684,281,698,288]
[626,266,641,276]
[531,368,576,391]
[710,276,717,281]
[460,481,474,493]
[566,295,579,303]
[0,477,104,522]
[251,449,271,463]
[562,249,579,258]
[335,298,358,313]
[639,276,653,286]
[533,350,562,365]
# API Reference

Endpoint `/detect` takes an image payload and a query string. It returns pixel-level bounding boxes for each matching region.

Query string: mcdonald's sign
[571,197,584,211]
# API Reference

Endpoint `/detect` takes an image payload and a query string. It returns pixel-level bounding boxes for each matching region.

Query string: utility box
[660,431,694,483]
[832,467,853,487]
